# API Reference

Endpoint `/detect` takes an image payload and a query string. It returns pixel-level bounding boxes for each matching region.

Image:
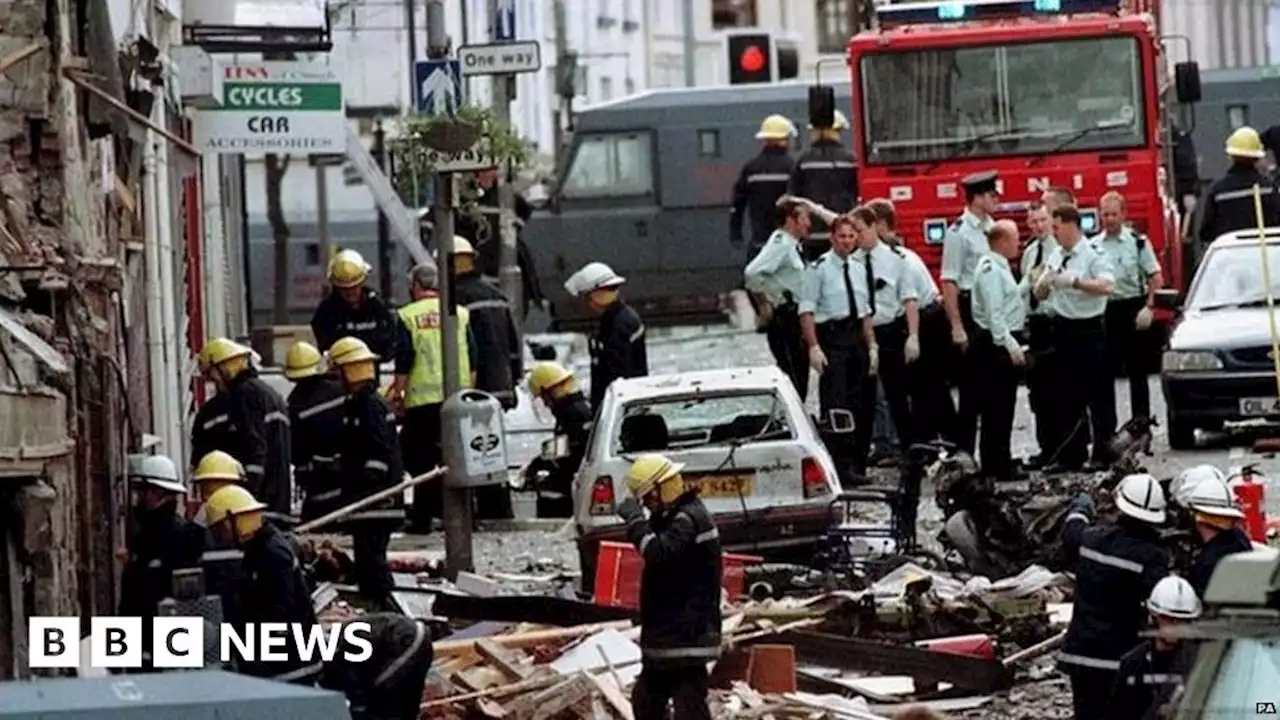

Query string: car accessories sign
[193,61,345,154]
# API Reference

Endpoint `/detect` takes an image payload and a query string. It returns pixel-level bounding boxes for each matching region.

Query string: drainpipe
[203,156,227,340]
[154,108,182,463]
[142,118,170,453]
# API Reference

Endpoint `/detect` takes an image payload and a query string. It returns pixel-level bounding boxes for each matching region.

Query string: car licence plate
[685,474,753,498]
[1239,397,1280,416]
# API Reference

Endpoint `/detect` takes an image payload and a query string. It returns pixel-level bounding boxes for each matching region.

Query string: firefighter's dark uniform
[228,522,322,685]
[1059,514,1170,720]
[338,382,405,606]
[222,368,293,523]
[320,613,435,720]
[191,391,231,467]
[590,300,649,411]
[623,491,722,720]
[456,190,547,314]
[729,146,794,256]
[1108,641,1197,720]
[118,502,205,668]
[1198,163,1280,250]
[311,287,400,362]
[524,389,593,517]
[288,375,347,522]
[788,138,857,261]
[1188,527,1252,597]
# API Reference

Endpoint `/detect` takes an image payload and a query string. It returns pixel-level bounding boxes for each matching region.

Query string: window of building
[713,0,757,28]
[816,0,854,55]
[625,77,636,95]
[1228,104,1249,130]
[561,133,654,198]
[698,129,721,158]
[600,76,613,101]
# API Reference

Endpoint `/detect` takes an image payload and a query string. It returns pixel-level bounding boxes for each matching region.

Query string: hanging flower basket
[421,118,480,154]
[393,104,532,200]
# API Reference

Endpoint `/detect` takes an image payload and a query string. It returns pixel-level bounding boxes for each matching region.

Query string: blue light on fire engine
[937,2,968,19]
[1033,0,1062,11]
[877,0,1120,26]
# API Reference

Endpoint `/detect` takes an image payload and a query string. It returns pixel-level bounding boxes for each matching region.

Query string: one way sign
[414,59,463,115]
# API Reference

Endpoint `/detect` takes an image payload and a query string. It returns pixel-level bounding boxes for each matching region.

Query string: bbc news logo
[29,617,373,668]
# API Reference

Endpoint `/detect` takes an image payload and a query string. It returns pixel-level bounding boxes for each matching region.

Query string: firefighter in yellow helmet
[389,262,480,532]
[730,114,797,254]
[195,337,293,524]
[618,453,722,720]
[789,109,856,261]
[283,341,348,523]
[329,336,405,607]
[204,484,321,685]
[310,248,399,375]
[191,346,234,471]
[451,236,522,411]
[187,450,249,616]
[1198,126,1280,253]
[522,362,592,517]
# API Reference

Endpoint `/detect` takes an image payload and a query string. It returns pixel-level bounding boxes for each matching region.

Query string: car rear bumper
[1162,370,1280,423]
[576,504,837,590]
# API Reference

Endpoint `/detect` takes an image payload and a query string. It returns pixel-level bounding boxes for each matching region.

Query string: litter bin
[440,389,509,488]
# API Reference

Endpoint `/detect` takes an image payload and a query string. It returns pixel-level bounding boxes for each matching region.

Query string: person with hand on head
[745,197,813,400]
[1058,473,1170,720]
[617,453,722,720]
[565,261,648,411]
[1109,575,1202,720]
[939,171,1001,454]
[971,219,1028,482]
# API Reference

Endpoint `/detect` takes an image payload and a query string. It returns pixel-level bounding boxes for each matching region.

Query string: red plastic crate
[593,540,762,609]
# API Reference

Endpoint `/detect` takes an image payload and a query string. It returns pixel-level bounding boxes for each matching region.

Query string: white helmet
[1171,464,1226,506]
[1114,473,1166,524]
[1186,477,1245,519]
[1146,575,1202,620]
[128,454,186,494]
[564,262,625,297]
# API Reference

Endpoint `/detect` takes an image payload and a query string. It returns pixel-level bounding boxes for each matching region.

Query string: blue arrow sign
[493,0,516,41]
[414,59,463,115]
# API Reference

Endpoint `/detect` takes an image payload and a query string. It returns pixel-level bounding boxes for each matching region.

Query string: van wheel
[1167,411,1195,451]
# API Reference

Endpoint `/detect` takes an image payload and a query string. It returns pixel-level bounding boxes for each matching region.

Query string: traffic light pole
[426,0,474,578]
[682,0,696,86]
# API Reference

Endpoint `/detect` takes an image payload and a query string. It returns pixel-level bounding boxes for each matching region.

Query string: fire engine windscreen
[860,36,1145,165]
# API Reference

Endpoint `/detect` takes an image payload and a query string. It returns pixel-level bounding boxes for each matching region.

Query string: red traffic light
[739,45,766,73]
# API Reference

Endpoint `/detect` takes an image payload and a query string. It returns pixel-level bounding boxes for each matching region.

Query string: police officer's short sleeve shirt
[903,247,940,306]
[972,252,1025,350]
[744,229,806,305]
[940,209,995,291]
[1092,228,1160,300]
[1045,240,1115,319]
[860,242,919,326]
[799,251,874,324]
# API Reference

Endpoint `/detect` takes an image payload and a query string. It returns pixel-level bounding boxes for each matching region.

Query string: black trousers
[818,318,872,482]
[954,292,980,454]
[910,303,958,444]
[351,524,394,605]
[403,403,443,527]
[975,331,1021,481]
[632,663,711,720]
[1068,666,1118,720]
[766,302,809,401]
[865,318,913,451]
[1105,296,1152,422]
[1046,317,1113,468]
[1026,314,1055,457]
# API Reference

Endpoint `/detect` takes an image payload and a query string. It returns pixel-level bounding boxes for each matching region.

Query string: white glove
[904,334,921,363]
[1027,265,1045,285]
[868,344,880,376]
[951,326,968,349]
[1007,343,1027,366]
[809,345,828,373]
[1051,271,1079,289]
[1135,306,1154,331]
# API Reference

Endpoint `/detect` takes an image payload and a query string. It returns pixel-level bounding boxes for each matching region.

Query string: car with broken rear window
[571,365,843,588]
[1160,229,1280,449]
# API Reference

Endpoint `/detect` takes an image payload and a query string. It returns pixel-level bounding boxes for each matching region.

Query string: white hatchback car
[572,365,842,585]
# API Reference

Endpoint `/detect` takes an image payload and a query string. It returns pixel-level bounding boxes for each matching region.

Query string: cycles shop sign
[193,62,345,154]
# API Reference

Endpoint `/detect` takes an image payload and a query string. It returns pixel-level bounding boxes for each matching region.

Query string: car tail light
[802,458,831,499]
[590,476,616,515]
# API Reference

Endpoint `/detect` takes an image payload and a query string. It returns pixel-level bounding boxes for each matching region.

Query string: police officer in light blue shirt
[972,220,1027,482]
[1032,204,1116,472]
[1093,191,1163,426]
[745,198,811,401]
[940,171,1000,454]
[1020,201,1061,467]
[799,213,877,483]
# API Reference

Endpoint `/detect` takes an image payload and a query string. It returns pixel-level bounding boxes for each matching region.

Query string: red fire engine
[849,0,1191,321]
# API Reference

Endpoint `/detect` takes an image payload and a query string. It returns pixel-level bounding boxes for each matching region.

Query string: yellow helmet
[199,337,252,368]
[626,453,686,499]
[328,249,370,288]
[528,362,573,396]
[451,236,476,255]
[203,484,266,538]
[328,336,378,366]
[756,114,797,141]
[284,341,324,380]
[1226,126,1265,159]
[193,450,245,483]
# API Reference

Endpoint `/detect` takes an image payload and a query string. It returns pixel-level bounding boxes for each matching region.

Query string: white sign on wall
[193,61,345,154]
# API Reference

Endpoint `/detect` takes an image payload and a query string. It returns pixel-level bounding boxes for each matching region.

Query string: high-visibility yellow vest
[397,296,471,408]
